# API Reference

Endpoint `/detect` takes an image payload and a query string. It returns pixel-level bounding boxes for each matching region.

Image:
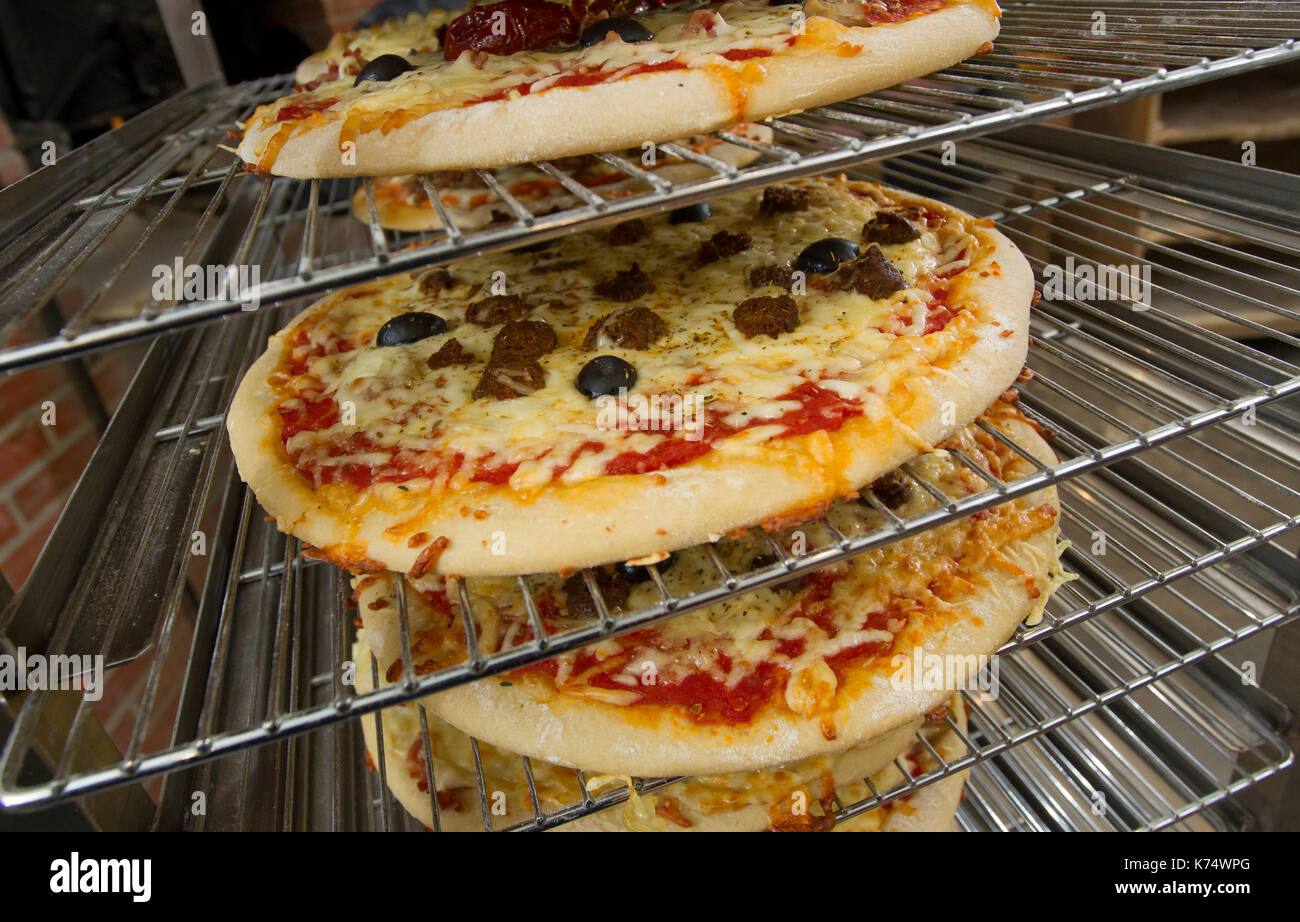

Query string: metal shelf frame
[1,127,1298,822]
[1,1,1298,373]
[194,606,1296,831]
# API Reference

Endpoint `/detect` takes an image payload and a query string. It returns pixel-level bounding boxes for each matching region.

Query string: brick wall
[0,100,146,591]
[0,361,106,590]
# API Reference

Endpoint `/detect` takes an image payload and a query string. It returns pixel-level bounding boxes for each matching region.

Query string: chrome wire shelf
[1,128,1297,816]
[953,649,1293,833]
[189,599,1295,831]
[338,493,1295,831]
[1,1,1298,373]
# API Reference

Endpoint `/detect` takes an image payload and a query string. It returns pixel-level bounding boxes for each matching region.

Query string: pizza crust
[348,126,773,232]
[226,180,1033,579]
[357,639,966,831]
[296,50,333,87]
[410,415,1059,776]
[356,636,963,831]
[836,698,969,832]
[241,4,998,176]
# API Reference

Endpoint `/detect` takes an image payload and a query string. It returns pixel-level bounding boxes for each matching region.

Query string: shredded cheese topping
[360,631,967,831]
[298,11,455,86]
[274,176,981,495]
[357,407,1062,724]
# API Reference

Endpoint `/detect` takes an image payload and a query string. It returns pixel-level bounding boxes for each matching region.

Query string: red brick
[90,608,194,771]
[0,501,16,546]
[12,430,96,520]
[88,351,142,409]
[0,365,68,421]
[0,507,55,588]
[0,419,51,481]
[44,389,93,439]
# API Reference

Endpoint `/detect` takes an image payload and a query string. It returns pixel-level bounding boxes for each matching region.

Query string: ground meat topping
[490,319,557,359]
[562,568,630,618]
[607,218,648,245]
[582,306,667,351]
[868,470,911,509]
[747,264,798,291]
[472,320,557,400]
[733,294,800,339]
[531,258,585,275]
[831,245,907,299]
[758,185,811,216]
[924,704,950,724]
[696,230,752,265]
[465,293,531,326]
[863,211,921,245]
[425,339,474,370]
[414,267,455,295]
[593,263,654,301]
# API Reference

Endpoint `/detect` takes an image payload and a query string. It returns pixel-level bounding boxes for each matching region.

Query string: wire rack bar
[340,611,1291,832]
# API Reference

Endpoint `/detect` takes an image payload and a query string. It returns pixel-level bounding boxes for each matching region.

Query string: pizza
[355,634,966,831]
[295,11,457,90]
[226,176,1033,579]
[831,700,967,832]
[351,123,773,231]
[238,0,1000,176]
[353,403,1068,776]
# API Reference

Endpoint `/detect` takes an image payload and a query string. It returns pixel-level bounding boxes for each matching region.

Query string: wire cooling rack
[0,127,1296,818]
[184,590,1294,831]
[0,1,1298,372]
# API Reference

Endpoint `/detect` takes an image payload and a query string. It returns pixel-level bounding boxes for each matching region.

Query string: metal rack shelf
[1,127,1297,818]
[187,602,1294,831]
[1,1,1298,373]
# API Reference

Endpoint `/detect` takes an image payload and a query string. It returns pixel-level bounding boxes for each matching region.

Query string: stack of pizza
[226,0,1070,831]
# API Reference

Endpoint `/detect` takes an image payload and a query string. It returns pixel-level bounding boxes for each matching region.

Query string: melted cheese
[361,630,963,831]
[279,176,981,492]
[257,0,983,138]
[358,410,1062,719]
[375,124,773,221]
[300,11,454,86]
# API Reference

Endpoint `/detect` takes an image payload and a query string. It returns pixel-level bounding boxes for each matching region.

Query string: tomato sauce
[277,365,863,489]
[605,380,862,476]
[276,96,339,121]
[507,573,904,725]
[473,58,690,105]
[720,47,773,61]
[865,0,947,24]
[924,303,959,334]
[470,457,522,485]
[517,650,787,724]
